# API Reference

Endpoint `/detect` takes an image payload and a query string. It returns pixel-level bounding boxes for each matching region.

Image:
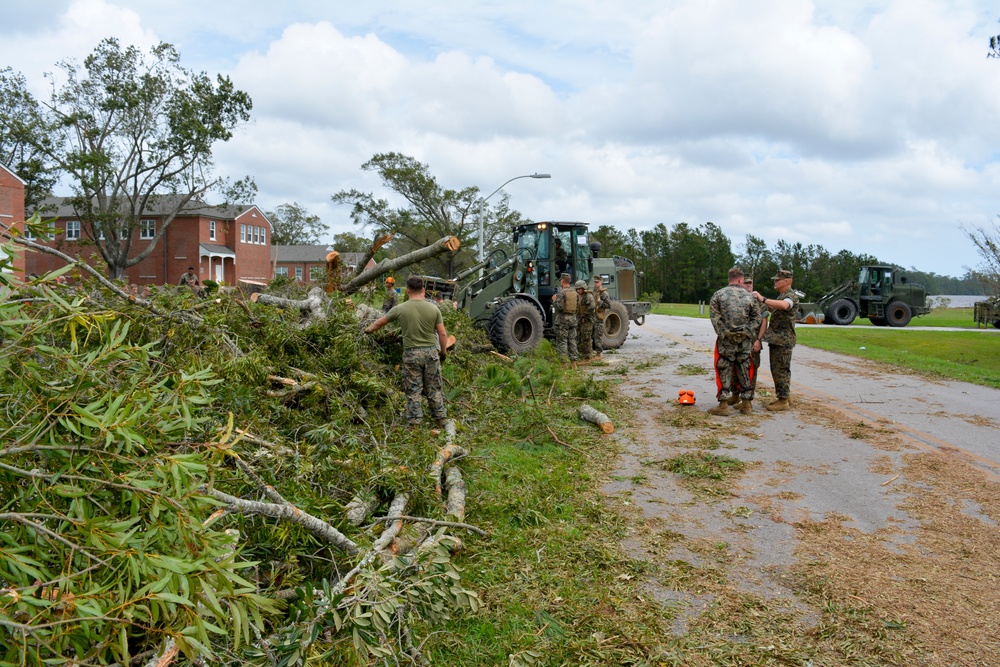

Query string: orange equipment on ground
[678,389,696,405]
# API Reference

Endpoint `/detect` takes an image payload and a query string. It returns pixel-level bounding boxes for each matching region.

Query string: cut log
[341,236,461,295]
[252,286,328,326]
[579,404,614,433]
[429,444,468,497]
[345,489,379,526]
[373,493,407,553]
[444,466,466,521]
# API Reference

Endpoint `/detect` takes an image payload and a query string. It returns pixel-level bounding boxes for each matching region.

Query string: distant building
[0,164,26,277]
[24,196,272,286]
[271,245,375,282]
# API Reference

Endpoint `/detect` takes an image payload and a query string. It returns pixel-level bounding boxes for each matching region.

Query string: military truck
[422,220,651,353]
[797,265,931,327]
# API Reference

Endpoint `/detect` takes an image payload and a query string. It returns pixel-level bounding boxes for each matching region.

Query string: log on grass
[579,404,614,433]
[444,466,466,521]
[429,444,468,497]
[341,236,461,295]
[345,489,379,526]
[252,286,328,325]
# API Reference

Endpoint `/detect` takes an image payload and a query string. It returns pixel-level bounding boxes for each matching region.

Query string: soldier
[707,267,757,416]
[382,276,398,313]
[552,273,579,367]
[729,275,768,404]
[752,269,799,411]
[365,275,449,427]
[592,276,611,360]
[553,237,568,274]
[575,279,596,363]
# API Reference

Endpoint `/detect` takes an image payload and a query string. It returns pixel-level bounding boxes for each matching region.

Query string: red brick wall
[0,167,26,277]
[235,208,272,282]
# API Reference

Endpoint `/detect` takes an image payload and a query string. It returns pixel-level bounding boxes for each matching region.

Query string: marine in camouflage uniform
[709,269,757,411]
[756,269,799,411]
[592,278,611,357]
[401,348,446,424]
[731,277,767,399]
[382,282,398,313]
[552,274,578,362]
[575,280,596,360]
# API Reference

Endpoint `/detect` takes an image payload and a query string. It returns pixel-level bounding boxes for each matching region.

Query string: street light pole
[479,173,551,266]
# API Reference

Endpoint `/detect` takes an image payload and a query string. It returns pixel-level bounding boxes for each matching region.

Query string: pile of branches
[0,238,507,665]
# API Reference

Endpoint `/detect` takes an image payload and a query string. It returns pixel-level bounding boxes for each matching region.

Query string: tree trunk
[341,236,461,295]
[579,404,614,433]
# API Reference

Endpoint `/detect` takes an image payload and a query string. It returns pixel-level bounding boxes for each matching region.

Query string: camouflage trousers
[768,344,793,400]
[402,347,447,424]
[592,319,605,354]
[714,336,753,401]
[732,348,761,394]
[577,315,595,359]
[554,313,578,361]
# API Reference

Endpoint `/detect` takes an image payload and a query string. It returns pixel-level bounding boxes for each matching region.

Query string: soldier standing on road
[365,275,449,428]
[708,267,757,416]
[592,276,611,360]
[752,269,799,412]
[553,273,579,367]
[729,275,768,404]
[382,276,398,313]
[575,280,596,363]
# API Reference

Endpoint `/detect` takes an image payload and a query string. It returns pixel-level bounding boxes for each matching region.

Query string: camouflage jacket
[763,289,799,347]
[709,284,756,339]
[576,290,596,318]
[594,287,611,320]
[553,286,577,315]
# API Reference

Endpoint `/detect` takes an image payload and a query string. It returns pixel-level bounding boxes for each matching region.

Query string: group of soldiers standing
[553,272,611,368]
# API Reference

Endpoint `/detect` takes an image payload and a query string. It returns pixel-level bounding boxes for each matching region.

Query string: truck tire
[488,300,544,354]
[885,301,912,327]
[869,316,888,326]
[600,301,630,349]
[824,299,857,326]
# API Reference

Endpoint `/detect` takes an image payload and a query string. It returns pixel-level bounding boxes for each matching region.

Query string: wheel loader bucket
[797,303,825,324]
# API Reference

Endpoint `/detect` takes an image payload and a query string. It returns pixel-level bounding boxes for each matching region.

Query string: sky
[3,0,1000,278]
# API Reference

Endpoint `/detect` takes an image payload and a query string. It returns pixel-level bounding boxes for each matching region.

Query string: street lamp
[479,173,551,265]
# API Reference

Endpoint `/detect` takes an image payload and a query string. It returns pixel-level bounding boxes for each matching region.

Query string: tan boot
[726,395,740,406]
[739,399,753,415]
[766,398,790,412]
[707,401,730,416]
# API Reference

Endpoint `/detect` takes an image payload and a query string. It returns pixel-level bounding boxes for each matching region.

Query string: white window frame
[275,266,288,277]
[65,220,80,240]
[260,227,266,245]
[140,219,156,240]
[295,266,303,281]
[24,226,35,240]
[240,224,246,243]
[209,220,216,241]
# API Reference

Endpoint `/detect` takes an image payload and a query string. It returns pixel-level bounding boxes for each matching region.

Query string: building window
[295,267,303,281]
[310,266,324,281]
[275,266,288,277]
[240,224,246,243]
[140,219,156,239]
[24,226,35,240]
[65,220,81,240]
[209,220,216,240]
[260,228,266,245]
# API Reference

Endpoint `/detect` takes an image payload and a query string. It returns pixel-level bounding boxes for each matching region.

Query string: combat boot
[766,398,791,412]
[739,399,753,415]
[707,401,730,416]
[726,395,740,406]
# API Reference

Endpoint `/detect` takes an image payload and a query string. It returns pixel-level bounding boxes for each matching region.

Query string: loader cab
[514,221,592,295]
[858,266,893,302]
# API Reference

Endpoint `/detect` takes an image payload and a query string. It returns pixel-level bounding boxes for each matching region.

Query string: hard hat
[574,280,587,289]
[385,276,395,285]
[678,389,696,405]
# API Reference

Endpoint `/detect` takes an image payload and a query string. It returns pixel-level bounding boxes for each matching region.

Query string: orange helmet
[385,276,395,286]
[678,389,696,406]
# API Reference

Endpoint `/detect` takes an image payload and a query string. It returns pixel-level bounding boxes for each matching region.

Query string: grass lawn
[651,303,1000,388]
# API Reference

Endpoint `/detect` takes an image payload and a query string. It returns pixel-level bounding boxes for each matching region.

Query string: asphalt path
[599,313,1000,623]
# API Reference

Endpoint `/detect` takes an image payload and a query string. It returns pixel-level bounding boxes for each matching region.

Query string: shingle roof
[31,195,263,222]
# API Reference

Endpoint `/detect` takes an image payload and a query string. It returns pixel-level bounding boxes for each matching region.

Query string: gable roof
[0,163,26,185]
[31,195,265,223]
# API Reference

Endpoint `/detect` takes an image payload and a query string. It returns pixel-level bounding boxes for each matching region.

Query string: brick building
[0,164,27,277]
[25,196,272,287]
[271,245,375,282]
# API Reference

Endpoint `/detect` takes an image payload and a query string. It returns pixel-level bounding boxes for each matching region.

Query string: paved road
[599,314,1000,655]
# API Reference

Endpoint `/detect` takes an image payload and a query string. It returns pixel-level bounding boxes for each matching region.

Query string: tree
[332,152,526,278]
[964,220,1000,296]
[10,38,253,279]
[266,201,328,245]
[331,230,376,253]
[0,67,56,210]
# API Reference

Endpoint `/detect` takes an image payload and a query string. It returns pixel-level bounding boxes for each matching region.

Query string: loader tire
[885,301,912,327]
[488,300,544,354]
[600,301,630,350]
[869,316,889,326]
[824,299,857,326]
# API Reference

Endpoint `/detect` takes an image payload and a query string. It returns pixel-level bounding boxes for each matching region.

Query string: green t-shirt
[385,298,443,349]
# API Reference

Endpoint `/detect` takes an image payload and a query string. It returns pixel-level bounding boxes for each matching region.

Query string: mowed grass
[652,302,990,328]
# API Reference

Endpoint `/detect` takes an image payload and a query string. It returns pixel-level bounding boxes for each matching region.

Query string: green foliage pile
[0,261,588,664]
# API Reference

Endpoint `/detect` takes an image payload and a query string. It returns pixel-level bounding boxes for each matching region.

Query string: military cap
[560,273,571,281]
[771,269,793,280]
[574,280,587,289]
